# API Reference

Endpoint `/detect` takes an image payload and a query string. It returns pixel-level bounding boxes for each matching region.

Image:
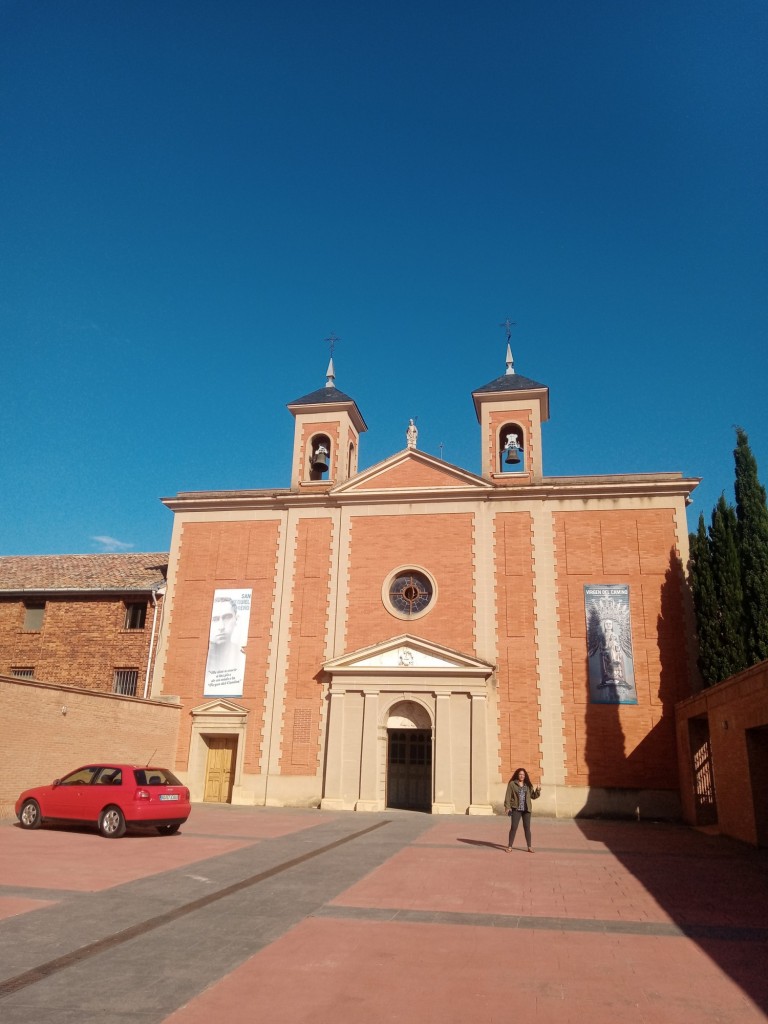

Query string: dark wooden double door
[387,729,432,811]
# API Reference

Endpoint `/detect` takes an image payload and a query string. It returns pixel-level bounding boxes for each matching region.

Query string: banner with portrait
[584,584,637,705]
[203,588,252,697]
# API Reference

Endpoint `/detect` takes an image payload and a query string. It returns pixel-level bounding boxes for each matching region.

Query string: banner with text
[203,588,252,697]
[584,584,637,705]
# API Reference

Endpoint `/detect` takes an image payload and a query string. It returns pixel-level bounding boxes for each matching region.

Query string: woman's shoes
[505,846,512,853]
[528,847,534,853]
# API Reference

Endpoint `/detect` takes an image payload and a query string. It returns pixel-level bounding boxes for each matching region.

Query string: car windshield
[133,768,183,786]
[59,766,101,786]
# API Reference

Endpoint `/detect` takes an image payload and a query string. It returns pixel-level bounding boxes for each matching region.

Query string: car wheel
[98,806,126,838]
[19,799,42,829]
[156,823,181,835]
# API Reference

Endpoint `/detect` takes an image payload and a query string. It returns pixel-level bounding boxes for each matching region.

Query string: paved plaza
[0,805,766,1023]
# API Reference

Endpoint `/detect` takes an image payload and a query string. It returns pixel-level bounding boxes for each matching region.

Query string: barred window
[113,668,139,697]
[11,667,35,679]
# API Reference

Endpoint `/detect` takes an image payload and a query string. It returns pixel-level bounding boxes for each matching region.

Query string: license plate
[159,794,179,801]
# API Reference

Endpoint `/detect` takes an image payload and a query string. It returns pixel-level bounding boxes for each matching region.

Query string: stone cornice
[162,472,699,513]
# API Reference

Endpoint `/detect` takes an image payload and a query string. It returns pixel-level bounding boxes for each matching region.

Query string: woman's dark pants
[508,810,532,848]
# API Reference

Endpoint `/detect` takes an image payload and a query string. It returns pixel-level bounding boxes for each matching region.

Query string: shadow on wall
[577,550,768,1013]
[579,549,688,818]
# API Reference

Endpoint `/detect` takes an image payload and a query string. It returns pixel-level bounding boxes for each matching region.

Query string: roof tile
[0,553,168,594]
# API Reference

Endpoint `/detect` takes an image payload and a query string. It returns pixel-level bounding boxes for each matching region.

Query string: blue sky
[1,0,766,555]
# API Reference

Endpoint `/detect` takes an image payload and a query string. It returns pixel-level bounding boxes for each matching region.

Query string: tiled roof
[472,373,548,395]
[288,386,359,406]
[287,385,368,432]
[0,553,168,594]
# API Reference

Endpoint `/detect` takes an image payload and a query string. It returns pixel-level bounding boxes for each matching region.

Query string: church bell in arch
[311,442,329,473]
[503,435,522,465]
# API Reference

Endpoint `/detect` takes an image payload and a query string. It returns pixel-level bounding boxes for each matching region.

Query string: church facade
[152,349,699,816]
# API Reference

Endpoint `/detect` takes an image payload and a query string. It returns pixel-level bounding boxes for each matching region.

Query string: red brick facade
[676,660,768,845]
[553,509,688,791]
[494,511,541,778]
[162,521,281,773]
[153,362,698,815]
[0,554,167,697]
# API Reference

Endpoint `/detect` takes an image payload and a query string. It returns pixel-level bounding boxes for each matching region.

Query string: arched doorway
[386,700,432,811]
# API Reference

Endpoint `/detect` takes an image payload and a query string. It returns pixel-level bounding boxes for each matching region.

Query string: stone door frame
[320,635,494,814]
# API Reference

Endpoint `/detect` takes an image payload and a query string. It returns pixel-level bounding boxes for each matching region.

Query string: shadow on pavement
[577,553,768,1012]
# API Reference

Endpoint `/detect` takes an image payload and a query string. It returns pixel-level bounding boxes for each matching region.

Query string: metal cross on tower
[324,332,340,358]
[499,317,516,344]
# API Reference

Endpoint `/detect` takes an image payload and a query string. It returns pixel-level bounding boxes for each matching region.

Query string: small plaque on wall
[584,584,637,705]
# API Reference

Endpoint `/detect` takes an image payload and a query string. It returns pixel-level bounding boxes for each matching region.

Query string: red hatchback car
[15,764,191,838]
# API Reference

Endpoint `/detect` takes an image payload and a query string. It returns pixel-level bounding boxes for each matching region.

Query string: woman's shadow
[456,837,508,851]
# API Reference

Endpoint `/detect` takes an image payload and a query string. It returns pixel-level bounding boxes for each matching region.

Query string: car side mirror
[52,779,61,788]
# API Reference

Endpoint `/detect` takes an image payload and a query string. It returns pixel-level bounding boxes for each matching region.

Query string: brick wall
[162,520,281,772]
[0,675,180,819]
[0,595,159,694]
[676,660,768,845]
[494,511,542,777]
[553,508,690,790]
[280,517,333,774]
[345,513,476,655]
[355,460,464,490]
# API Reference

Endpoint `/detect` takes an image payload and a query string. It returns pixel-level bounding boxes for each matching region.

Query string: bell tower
[287,358,367,491]
[472,343,549,484]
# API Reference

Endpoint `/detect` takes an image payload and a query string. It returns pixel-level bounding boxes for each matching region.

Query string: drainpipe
[143,585,166,699]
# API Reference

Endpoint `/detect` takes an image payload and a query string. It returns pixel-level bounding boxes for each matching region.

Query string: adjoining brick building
[676,659,768,846]
[152,348,700,815]
[0,553,167,697]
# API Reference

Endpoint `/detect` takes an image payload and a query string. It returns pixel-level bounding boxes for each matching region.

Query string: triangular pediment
[333,449,491,495]
[324,634,494,677]
[190,698,249,717]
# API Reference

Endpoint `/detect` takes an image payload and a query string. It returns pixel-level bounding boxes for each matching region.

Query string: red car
[15,763,191,838]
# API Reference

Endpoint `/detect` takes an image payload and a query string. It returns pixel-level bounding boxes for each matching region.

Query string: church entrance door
[387,729,432,811]
[203,736,237,803]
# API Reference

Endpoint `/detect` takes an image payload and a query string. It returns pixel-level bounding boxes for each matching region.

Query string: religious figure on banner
[584,586,637,704]
[599,618,627,686]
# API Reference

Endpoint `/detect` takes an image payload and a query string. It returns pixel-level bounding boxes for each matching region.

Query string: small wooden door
[387,729,432,811]
[203,736,237,803]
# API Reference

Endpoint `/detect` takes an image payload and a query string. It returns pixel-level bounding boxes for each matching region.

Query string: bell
[311,447,329,472]
[504,444,521,466]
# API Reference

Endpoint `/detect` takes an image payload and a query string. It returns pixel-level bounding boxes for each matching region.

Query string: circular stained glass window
[388,571,434,617]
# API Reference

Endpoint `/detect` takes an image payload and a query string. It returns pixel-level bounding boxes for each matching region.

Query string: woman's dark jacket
[503,779,541,814]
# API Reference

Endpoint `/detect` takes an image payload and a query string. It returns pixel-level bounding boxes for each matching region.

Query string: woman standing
[503,768,541,852]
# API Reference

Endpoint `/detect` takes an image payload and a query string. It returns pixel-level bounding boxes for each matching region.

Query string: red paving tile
[0,805,337,892]
[0,823,255,891]
[416,817,601,851]
[0,895,58,920]
[2,809,765,1022]
[181,807,337,840]
[328,844,677,924]
[162,918,765,1024]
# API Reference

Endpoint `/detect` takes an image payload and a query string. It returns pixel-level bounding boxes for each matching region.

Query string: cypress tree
[734,427,768,662]
[709,494,747,678]
[688,513,720,685]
